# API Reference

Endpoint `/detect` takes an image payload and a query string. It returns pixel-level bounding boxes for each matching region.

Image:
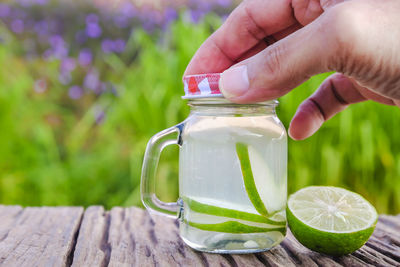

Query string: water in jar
[179,114,287,253]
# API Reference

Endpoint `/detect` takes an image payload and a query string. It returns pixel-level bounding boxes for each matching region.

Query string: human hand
[184,0,400,140]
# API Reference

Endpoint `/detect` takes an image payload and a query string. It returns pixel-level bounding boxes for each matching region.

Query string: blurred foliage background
[0,0,399,214]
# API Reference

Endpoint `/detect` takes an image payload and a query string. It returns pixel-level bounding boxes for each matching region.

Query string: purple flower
[164,8,178,24]
[49,35,64,47]
[85,12,102,38]
[68,85,83,99]
[84,69,100,91]
[59,71,71,85]
[86,22,102,38]
[11,20,24,34]
[44,46,69,60]
[34,79,47,93]
[47,36,69,59]
[101,39,114,54]
[101,39,126,53]
[113,39,126,53]
[188,0,213,11]
[189,9,204,24]
[53,45,69,59]
[34,20,49,36]
[139,9,163,26]
[119,2,136,18]
[198,2,213,13]
[86,13,99,24]
[83,70,106,95]
[60,58,76,73]
[78,49,92,66]
[216,0,232,8]
[142,21,155,33]
[0,4,11,18]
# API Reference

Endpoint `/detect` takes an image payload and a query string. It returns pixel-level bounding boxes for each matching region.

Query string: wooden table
[0,206,399,266]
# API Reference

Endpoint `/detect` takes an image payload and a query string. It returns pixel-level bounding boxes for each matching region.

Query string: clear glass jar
[141,98,287,254]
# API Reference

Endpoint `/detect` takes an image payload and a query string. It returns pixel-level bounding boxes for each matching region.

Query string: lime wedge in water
[236,142,269,216]
[184,197,285,225]
[247,144,286,214]
[187,220,286,234]
[183,197,286,234]
[287,186,378,256]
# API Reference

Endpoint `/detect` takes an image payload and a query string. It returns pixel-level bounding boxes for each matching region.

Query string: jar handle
[141,123,184,218]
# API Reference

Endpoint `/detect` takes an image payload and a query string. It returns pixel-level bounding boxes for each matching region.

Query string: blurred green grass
[0,14,399,214]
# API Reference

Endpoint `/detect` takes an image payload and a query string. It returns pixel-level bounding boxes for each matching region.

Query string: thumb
[219,14,336,103]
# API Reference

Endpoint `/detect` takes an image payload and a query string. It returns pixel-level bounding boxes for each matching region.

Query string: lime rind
[287,206,376,256]
[236,142,269,216]
[287,186,378,256]
[247,145,286,214]
[184,197,285,226]
[187,220,286,234]
[187,209,286,229]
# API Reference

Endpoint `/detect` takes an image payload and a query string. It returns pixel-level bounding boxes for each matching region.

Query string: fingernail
[219,65,249,98]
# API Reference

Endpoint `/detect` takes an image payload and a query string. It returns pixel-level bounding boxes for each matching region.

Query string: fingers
[184,0,296,76]
[353,82,396,106]
[236,22,303,62]
[289,73,366,140]
[289,73,396,140]
[291,0,324,25]
[219,15,336,103]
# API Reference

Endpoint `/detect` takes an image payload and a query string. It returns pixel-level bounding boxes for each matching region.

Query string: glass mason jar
[141,74,287,254]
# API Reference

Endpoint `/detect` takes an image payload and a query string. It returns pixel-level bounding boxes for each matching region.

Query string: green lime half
[236,142,269,216]
[287,186,378,256]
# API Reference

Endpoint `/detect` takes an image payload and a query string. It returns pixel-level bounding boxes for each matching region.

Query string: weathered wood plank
[0,205,23,241]
[0,207,83,267]
[71,206,109,267]
[1,206,399,267]
[73,206,253,266]
[72,206,400,267]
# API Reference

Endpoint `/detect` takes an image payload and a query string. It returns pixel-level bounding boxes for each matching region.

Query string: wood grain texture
[71,206,109,267]
[72,206,253,267]
[1,206,399,267]
[0,205,23,242]
[0,206,83,267]
[72,206,400,267]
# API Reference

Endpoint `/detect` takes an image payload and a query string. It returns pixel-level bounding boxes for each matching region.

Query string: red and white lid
[182,73,223,99]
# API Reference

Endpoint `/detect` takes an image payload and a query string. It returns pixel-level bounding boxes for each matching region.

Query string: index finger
[184,0,296,76]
